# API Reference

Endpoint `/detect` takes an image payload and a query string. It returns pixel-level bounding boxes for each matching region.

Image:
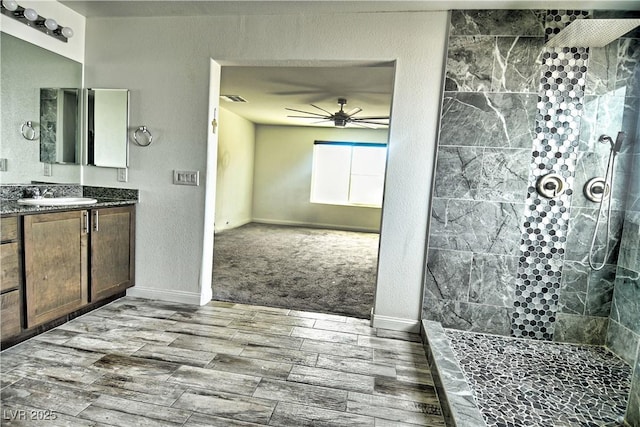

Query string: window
[310,141,387,208]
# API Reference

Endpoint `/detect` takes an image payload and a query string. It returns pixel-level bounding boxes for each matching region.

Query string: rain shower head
[545,19,640,48]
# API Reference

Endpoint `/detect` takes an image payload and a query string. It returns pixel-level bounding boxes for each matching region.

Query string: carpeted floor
[212,222,379,319]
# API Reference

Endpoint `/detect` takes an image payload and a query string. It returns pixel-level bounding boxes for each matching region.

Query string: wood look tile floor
[0,298,445,426]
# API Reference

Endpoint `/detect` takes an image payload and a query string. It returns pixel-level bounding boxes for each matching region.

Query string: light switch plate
[117,168,128,182]
[0,158,7,171]
[173,170,199,186]
[43,163,52,176]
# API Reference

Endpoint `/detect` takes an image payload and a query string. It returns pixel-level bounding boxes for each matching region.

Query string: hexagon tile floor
[445,329,632,427]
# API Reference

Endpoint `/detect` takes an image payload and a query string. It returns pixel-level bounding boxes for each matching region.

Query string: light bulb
[2,0,18,11]
[44,18,58,31]
[61,26,73,38]
[23,8,38,22]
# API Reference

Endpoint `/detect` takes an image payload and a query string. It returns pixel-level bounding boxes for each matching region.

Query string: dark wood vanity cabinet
[1,215,22,340]
[18,205,135,331]
[23,211,89,328]
[90,206,135,302]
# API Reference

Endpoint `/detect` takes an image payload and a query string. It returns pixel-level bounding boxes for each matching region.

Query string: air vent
[220,95,248,103]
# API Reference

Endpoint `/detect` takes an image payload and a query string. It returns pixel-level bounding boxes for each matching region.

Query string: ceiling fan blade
[346,107,363,117]
[310,104,334,115]
[351,120,389,126]
[351,116,390,120]
[349,122,378,129]
[287,115,330,119]
[285,108,328,117]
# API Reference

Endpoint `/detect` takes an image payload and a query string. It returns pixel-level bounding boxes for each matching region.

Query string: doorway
[211,62,395,319]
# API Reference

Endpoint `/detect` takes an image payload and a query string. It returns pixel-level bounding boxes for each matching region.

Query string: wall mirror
[0,32,82,184]
[40,88,81,165]
[86,88,129,168]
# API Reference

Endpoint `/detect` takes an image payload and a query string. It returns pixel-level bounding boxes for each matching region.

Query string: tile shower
[422,9,640,426]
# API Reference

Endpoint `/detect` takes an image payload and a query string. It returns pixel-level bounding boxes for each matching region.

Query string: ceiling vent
[220,95,248,103]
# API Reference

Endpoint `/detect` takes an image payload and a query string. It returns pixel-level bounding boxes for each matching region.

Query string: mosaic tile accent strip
[445,329,632,427]
[544,10,590,41]
[511,11,590,340]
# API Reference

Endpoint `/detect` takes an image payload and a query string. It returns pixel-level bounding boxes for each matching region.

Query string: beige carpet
[212,223,379,319]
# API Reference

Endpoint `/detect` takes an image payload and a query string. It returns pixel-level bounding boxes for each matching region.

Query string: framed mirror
[86,88,129,168]
[40,88,81,165]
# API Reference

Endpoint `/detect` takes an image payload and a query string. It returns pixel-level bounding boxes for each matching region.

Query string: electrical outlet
[43,163,52,176]
[0,158,7,171]
[117,168,128,182]
[173,170,199,186]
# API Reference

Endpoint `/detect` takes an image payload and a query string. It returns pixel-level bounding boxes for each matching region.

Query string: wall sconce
[1,0,73,43]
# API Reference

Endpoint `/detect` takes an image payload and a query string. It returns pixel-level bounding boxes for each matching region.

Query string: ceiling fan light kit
[286,98,389,128]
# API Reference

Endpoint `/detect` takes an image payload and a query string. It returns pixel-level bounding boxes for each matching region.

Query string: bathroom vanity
[0,185,137,348]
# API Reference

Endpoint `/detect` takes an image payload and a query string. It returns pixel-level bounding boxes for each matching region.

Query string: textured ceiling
[219,64,394,127]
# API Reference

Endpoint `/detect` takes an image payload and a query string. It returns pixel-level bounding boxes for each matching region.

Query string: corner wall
[215,108,255,232]
[82,11,449,328]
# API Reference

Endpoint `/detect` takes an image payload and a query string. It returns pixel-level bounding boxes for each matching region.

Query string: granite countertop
[1,198,137,215]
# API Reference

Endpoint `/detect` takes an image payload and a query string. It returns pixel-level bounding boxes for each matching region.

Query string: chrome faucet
[31,188,51,199]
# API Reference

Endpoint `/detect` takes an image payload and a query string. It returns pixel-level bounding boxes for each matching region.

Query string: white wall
[82,11,449,329]
[215,108,255,232]
[253,125,386,232]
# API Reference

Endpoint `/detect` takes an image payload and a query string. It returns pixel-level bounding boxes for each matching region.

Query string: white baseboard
[214,218,252,233]
[126,287,203,305]
[252,218,379,233]
[372,314,420,333]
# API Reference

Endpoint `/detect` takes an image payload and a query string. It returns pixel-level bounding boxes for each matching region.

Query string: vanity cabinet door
[90,205,135,302]
[23,211,88,328]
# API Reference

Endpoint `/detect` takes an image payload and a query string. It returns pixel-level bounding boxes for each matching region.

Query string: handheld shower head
[598,134,614,145]
[613,131,625,154]
[598,132,625,154]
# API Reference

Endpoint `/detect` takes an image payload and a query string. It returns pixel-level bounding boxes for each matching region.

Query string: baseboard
[126,287,202,305]
[215,218,252,233]
[252,218,379,233]
[372,314,421,333]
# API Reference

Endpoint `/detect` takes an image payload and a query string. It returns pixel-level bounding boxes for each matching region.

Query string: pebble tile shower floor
[0,298,443,426]
[445,329,632,427]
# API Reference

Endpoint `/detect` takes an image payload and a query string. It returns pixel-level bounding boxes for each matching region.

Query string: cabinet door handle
[83,211,89,234]
[93,210,99,232]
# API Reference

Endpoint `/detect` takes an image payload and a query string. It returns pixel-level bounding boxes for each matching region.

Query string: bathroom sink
[17,197,98,206]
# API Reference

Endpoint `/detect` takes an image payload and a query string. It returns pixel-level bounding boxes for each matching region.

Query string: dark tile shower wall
[423,10,639,345]
[604,18,640,422]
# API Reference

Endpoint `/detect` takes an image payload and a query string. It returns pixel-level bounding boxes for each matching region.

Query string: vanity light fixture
[0,0,73,43]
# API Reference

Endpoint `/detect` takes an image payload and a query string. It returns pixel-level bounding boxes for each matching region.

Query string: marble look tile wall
[424,9,639,346]
[39,88,58,164]
[425,10,553,337]
[580,15,640,424]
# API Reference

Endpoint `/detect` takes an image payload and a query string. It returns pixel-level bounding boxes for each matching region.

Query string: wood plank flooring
[0,297,445,426]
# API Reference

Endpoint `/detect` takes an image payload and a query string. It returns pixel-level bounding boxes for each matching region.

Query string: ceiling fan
[285,98,389,128]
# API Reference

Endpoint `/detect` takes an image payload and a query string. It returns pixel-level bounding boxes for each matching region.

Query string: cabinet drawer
[0,242,20,292]
[1,290,21,339]
[1,217,17,242]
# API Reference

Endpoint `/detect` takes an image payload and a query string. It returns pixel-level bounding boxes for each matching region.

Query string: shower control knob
[584,177,610,203]
[536,173,566,199]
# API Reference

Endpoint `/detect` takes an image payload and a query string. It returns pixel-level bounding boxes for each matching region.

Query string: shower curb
[421,320,487,427]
